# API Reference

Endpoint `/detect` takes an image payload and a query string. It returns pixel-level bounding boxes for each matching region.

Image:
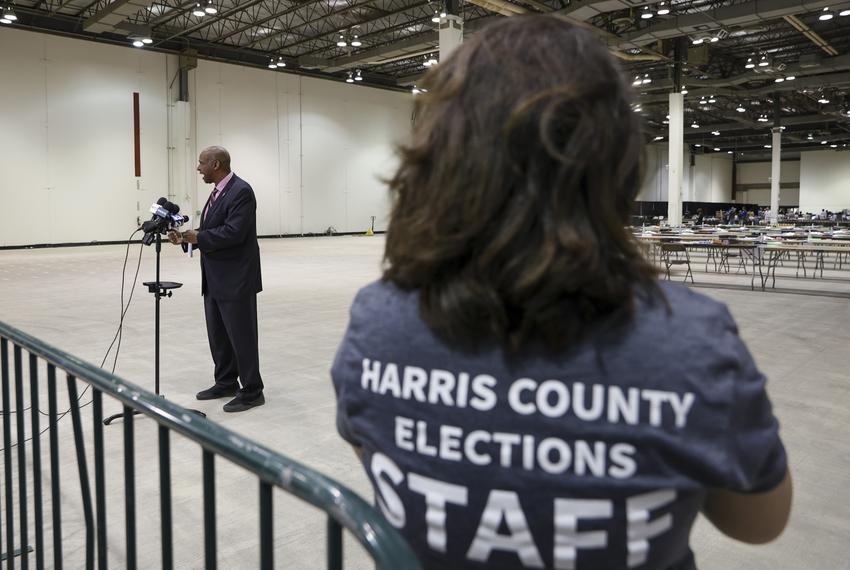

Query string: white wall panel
[0,27,167,246]
[736,160,800,186]
[637,145,666,201]
[0,28,49,246]
[0,29,412,246]
[194,60,282,235]
[693,155,732,202]
[799,150,850,212]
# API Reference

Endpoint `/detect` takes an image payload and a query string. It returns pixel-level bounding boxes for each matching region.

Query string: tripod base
[1,545,34,561]
[103,397,206,425]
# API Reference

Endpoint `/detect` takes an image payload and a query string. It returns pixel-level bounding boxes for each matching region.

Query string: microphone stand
[104,231,206,425]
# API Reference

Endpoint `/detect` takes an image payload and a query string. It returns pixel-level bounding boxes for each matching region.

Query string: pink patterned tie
[202,187,221,223]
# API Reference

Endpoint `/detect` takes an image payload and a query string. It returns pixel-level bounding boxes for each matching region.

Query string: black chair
[661,243,694,283]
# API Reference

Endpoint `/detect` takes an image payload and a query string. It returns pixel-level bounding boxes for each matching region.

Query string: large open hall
[2,0,850,569]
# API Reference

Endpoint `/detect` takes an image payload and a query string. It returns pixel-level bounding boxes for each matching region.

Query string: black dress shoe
[223,393,265,413]
[196,385,239,401]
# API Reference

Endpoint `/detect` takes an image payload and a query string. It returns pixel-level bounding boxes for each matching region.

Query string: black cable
[0,229,145,450]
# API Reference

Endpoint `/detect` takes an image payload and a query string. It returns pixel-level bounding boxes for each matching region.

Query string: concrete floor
[0,236,848,569]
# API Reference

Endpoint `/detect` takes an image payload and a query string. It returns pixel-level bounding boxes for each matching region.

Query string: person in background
[694,208,704,225]
[331,15,791,570]
[168,146,266,413]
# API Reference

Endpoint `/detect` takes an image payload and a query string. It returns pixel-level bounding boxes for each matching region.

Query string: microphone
[141,197,189,243]
[140,197,168,228]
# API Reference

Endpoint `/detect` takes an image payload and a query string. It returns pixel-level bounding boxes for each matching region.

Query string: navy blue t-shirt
[331,280,787,570]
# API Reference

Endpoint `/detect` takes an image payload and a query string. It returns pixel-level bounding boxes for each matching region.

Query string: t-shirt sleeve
[718,307,788,493]
[330,291,366,447]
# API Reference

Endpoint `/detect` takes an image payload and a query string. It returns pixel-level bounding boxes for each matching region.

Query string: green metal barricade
[0,320,421,569]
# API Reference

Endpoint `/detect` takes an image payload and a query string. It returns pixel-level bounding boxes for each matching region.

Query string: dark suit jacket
[194,174,263,300]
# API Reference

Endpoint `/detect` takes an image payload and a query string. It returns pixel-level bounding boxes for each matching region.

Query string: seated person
[331,15,791,570]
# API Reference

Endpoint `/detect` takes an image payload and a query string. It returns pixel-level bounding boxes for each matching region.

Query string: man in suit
[168,145,265,412]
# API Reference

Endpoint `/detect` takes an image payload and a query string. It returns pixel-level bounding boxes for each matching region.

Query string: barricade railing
[0,320,421,569]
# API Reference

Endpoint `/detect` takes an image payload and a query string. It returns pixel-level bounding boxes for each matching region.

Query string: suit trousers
[203,294,264,399]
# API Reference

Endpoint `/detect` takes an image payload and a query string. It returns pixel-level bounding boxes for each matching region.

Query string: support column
[769,94,781,225]
[770,127,781,225]
[668,94,684,227]
[439,15,463,61]
[667,38,685,227]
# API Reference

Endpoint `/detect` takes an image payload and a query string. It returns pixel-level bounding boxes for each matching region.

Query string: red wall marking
[133,92,141,177]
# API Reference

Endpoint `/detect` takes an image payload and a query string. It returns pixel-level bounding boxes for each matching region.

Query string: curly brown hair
[383,15,659,353]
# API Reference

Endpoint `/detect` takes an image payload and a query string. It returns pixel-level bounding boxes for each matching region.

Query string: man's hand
[167,230,183,245]
[182,230,199,244]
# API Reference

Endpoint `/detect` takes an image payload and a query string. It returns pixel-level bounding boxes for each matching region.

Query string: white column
[770,127,781,225]
[667,93,684,227]
[439,15,463,61]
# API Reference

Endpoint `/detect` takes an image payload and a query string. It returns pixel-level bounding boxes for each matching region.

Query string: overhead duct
[320,32,438,73]
[556,0,656,20]
[636,54,850,100]
[466,0,527,17]
[783,14,839,56]
[84,0,158,35]
[614,0,850,51]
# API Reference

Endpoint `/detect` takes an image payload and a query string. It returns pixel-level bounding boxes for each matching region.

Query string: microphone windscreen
[164,201,180,214]
[157,197,168,205]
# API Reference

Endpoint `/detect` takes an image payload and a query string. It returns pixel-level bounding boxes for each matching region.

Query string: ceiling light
[2,5,16,21]
[807,133,814,140]
[818,97,830,104]
[713,147,720,151]
[710,36,719,42]
[758,55,769,67]
[691,122,699,128]
[132,40,144,48]
[681,88,688,95]
[192,3,205,16]
[412,86,421,95]
[695,144,702,147]
[642,73,651,84]
[337,34,347,47]
[765,144,772,148]
[775,77,785,83]
[432,10,440,22]
[641,6,653,19]
[268,58,278,69]
[657,2,670,15]
[351,35,362,47]
[745,57,755,69]
[277,57,286,68]
[712,131,720,136]
[736,105,746,112]
[355,69,363,81]
[708,96,716,103]
[346,72,354,83]
[830,144,838,148]
[840,9,850,16]
[692,38,704,45]
[0,17,9,24]
[142,37,153,44]
[757,115,769,122]
[785,75,795,81]
[204,0,217,14]
[819,7,833,20]
[653,136,664,141]
[699,98,707,105]
[727,150,733,154]
[662,120,669,124]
